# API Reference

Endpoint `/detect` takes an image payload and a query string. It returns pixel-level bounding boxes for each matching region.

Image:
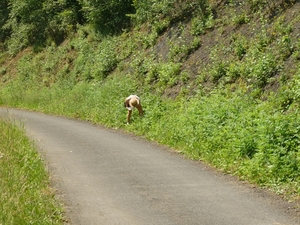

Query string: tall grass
[0,118,65,224]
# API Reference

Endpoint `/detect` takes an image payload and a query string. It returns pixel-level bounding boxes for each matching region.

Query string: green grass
[0,118,65,225]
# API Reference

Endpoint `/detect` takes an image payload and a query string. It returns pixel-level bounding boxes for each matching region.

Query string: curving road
[0,108,299,225]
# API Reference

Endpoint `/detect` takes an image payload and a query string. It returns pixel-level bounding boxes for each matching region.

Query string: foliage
[71,37,119,81]
[3,0,81,54]
[1,0,133,53]
[78,0,135,34]
[0,0,9,43]
[131,0,211,32]
[168,36,201,62]
[1,0,213,54]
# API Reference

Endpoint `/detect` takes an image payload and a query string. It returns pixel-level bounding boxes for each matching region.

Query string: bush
[78,0,134,34]
[72,37,118,81]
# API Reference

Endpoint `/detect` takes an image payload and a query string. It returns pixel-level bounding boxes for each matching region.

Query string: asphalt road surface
[0,108,299,225]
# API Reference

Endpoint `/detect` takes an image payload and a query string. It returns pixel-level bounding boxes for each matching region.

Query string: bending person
[124,95,143,124]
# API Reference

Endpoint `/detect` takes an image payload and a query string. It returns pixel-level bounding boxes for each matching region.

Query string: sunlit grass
[0,118,65,225]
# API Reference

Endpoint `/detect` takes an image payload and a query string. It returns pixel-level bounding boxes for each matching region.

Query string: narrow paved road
[0,108,299,225]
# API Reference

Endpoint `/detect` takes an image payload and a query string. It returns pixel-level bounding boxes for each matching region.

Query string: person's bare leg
[127,110,132,124]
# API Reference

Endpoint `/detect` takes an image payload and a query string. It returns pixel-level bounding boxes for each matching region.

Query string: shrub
[246,52,280,87]
[72,37,118,81]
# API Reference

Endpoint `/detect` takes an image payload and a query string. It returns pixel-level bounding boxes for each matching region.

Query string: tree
[4,0,83,54]
[4,0,46,53]
[0,0,10,43]
[78,0,135,34]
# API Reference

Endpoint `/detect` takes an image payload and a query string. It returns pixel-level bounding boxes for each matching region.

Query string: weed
[232,11,251,25]
[191,11,214,36]
[168,37,201,62]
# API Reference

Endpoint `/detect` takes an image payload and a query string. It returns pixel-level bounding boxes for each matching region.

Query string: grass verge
[0,118,65,225]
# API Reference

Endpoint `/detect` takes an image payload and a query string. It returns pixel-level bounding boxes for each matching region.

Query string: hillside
[0,0,300,205]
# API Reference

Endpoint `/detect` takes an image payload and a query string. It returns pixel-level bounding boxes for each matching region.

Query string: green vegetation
[0,0,300,203]
[0,118,65,224]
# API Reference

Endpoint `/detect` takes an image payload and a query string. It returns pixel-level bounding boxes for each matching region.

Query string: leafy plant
[246,51,280,88]
[190,6,214,36]
[72,37,118,81]
[145,62,181,89]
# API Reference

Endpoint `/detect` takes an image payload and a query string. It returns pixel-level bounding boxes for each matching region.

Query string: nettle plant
[168,37,201,62]
[246,51,279,88]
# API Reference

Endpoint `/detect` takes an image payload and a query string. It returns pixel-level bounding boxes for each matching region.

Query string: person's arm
[136,105,143,116]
